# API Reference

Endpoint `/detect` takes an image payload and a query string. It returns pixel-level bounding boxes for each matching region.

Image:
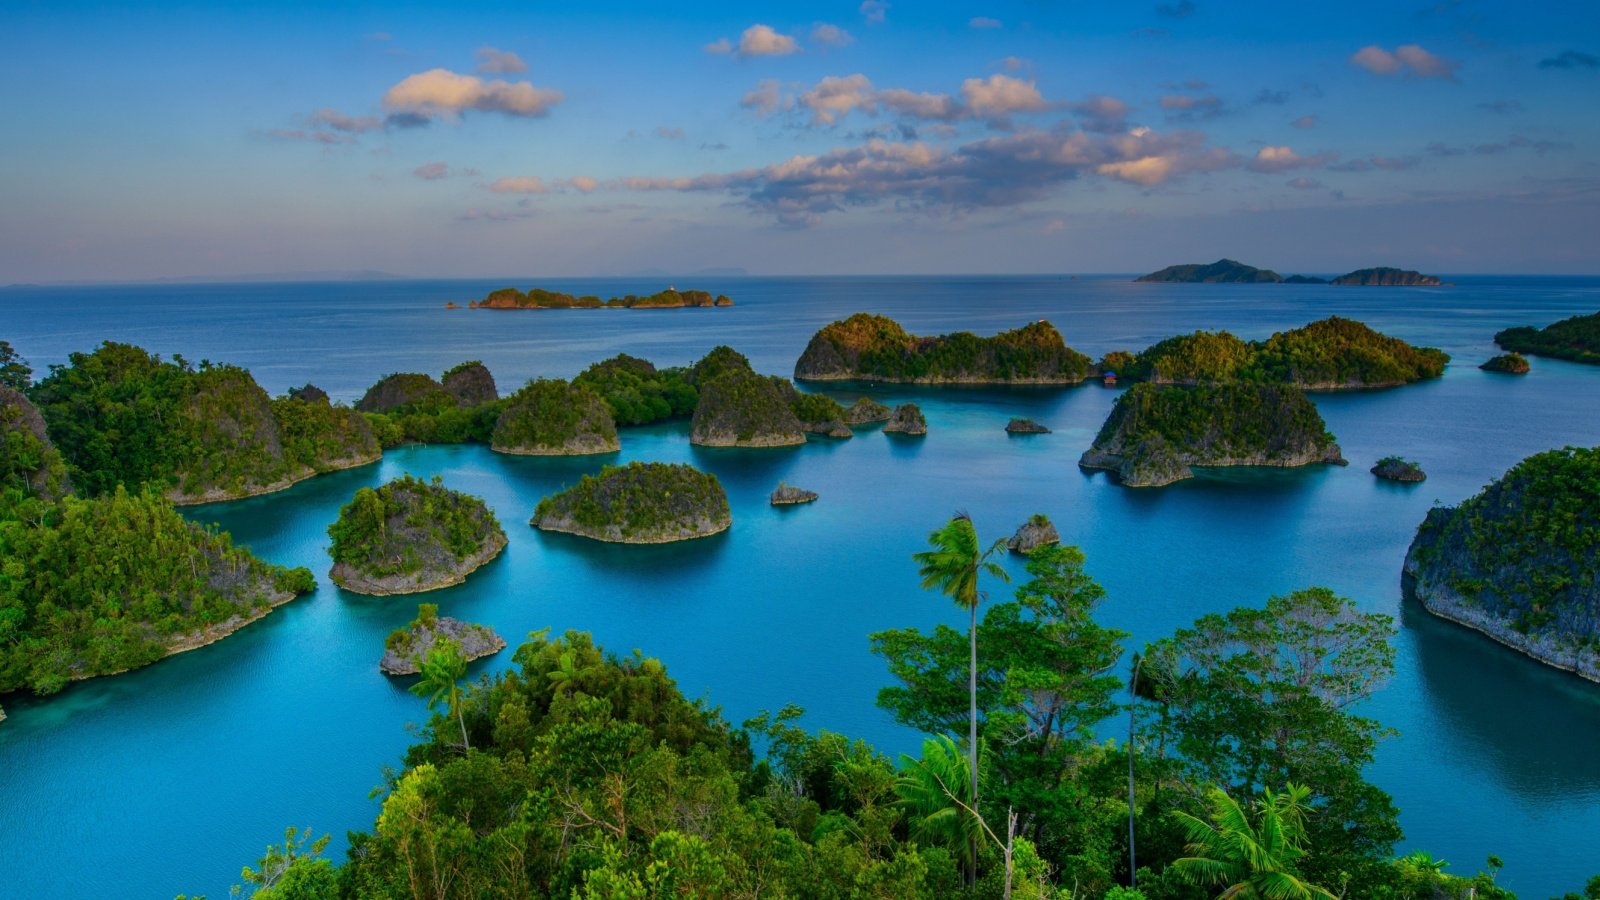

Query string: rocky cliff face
[1402,447,1600,683]
[883,403,927,435]
[356,373,454,413]
[690,370,806,448]
[443,362,498,406]
[1008,514,1060,553]
[1078,383,1345,487]
[844,397,892,424]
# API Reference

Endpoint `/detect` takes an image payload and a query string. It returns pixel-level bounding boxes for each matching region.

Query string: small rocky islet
[379,604,506,675]
[1480,353,1531,374]
[770,482,819,505]
[1371,456,1427,482]
[531,461,731,543]
[883,402,928,436]
[1008,513,1060,553]
[1006,417,1051,434]
[327,475,507,595]
[1404,446,1600,683]
[1079,382,1346,487]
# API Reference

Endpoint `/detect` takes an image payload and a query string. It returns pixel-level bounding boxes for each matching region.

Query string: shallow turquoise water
[2,276,1599,897]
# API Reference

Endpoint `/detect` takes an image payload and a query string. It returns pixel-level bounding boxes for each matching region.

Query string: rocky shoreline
[332,531,507,596]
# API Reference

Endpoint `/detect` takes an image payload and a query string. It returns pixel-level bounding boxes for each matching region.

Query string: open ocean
[2,274,1599,897]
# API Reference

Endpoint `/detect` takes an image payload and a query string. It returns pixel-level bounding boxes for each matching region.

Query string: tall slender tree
[912,512,1009,880]
[1172,783,1338,900]
[410,637,470,751]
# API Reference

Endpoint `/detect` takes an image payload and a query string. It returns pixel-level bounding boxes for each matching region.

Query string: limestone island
[327,475,507,595]
[1078,383,1346,487]
[379,603,506,675]
[357,372,456,414]
[531,461,731,543]
[794,313,1092,384]
[1495,311,1600,366]
[1480,353,1531,375]
[844,397,892,425]
[1330,267,1442,287]
[1371,456,1426,482]
[3,384,316,696]
[1100,317,1447,390]
[1006,417,1051,434]
[691,368,806,448]
[443,360,498,406]
[29,342,380,505]
[790,392,854,438]
[471,286,733,310]
[492,379,620,456]
[771,482,819,505]
[1135,259,1442,287]
[1403,446,1600,683]
[883,403,928,436]
[1008,514,1060,553]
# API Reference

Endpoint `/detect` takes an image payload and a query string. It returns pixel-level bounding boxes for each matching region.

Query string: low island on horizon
[1135,258,1444,286]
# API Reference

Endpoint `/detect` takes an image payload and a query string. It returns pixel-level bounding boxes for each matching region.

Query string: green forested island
[1106,317,1449,389]
[379,603,505,675]
[1135,259,1442,286]
[531,461,730,542]
[1495,311,1600,365]
[1372,456,1427,482]
[794,313,1093,384]
[491,379,620,456]
[1404,446,1600,683]
[1079,383,1346,486]
[30,343,381,504]
[690,367,807,447]
[327,475,507,595]
[572,354,698,425]
[1480,353,1531,374]
[472,286,733,309]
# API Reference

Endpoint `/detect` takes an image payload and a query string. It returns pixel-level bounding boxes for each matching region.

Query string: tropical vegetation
[531,461,731,542]
[795,313,1093,383]
[1495,311,1600,366]
[473,286,733,309]
[327,474,505,588]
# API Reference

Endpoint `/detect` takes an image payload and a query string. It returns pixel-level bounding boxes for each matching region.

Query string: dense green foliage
[686,344,754,385]
[1087,383,1337,465]
[327,474,504,581]
[29,342,377,500]
[0,340,31,390]
[1495,311,1600,365]
[572,355,698,426]
[1408,447,1600,640]
[491,379,619,455]
[795,313,1093,383]
[0,485,313,695]
[690,368,806,446]
[475,287,733,309]
[1480,352,1531,374]
[355,373,456,414]
[1115,318,1447,388]
[1,388,69,514]
[533,461,729,541]
[790,391,848,426]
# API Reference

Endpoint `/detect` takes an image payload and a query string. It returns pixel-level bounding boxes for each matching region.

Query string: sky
[2,0,1598,280]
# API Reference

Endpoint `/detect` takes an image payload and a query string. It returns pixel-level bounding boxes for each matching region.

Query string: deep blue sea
[2,275,1599,898]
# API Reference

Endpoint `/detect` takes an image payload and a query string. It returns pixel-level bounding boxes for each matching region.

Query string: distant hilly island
[1136,259,1443,286]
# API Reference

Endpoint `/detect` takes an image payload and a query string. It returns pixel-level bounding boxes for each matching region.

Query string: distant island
[470,287,733,310]
[1480,353,1531,375]
[380,604,505,675]
[1495,311,1600,366]
[1135,258,1442,286]
[1404,446,1600,683]
[1078,383,1346,487]
[327,475,507,595]
[1098,317,1448,390]
[794,313,1092,384]
[531,461,731,543]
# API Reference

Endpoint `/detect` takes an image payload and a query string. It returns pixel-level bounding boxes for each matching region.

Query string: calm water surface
[2,276,1599,897]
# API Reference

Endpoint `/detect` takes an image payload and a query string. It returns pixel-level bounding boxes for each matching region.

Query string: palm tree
[547,648,598,697]
[410,637,470,751]
[1171,783,1338,900]
[895,734,982,871]
[912,512,1009,881]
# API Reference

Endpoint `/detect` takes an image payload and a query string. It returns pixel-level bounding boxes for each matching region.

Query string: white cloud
[960,74,1049,118]
[474,46,528,74]
[811,23,854,47]
[1350,44,1458,80]
[782,73,1049,126]
[382,68,563,120]
[969,16,1003,29]
[741,79,785,115]
[877,88,961,120]
[800,74,879,124]
[1248,145,1337,173]
[737,24,800,57]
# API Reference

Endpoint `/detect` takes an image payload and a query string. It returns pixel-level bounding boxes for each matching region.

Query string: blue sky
[2,0,1597,279]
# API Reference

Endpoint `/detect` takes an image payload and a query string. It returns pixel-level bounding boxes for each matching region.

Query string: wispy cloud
[1159,93,1225,121]
[969,17,1003,29]
[654,126,686,140]
[860,1,889,25]
[382,68,563,121]
[1290,115,1317,129]
[1350,44,1459,80]
[1538,50,1598,70]
[783,73,1053,127]
[474,46,527,74]
[1155,1,1197,18]
[1476,99,1523,114]
[1247,145,1336,173]
[488,176,551,194]
[811,23,853,47]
